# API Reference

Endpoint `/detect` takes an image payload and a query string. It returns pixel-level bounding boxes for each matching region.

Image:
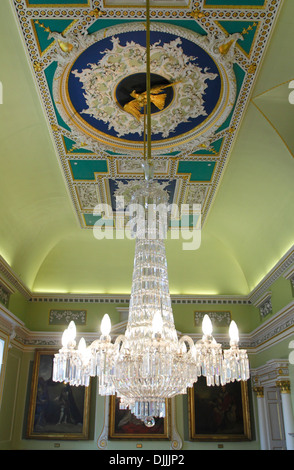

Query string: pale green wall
[8,292,29,323]
[21,300,121,333]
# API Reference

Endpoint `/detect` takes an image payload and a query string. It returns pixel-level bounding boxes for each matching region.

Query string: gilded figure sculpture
[123,82,180,120]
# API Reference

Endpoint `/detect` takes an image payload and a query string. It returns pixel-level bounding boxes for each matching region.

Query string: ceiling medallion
[53,22,240,156]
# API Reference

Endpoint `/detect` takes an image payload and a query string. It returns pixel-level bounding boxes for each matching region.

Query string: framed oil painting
[188,376,251,441]
[27,349,90,440]
[109,395,170,440]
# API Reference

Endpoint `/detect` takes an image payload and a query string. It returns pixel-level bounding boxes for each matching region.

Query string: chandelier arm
[179,335,195,352]
[114,334,126,348]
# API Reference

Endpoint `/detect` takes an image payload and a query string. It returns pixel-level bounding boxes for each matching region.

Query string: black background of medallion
[115,73,174,114]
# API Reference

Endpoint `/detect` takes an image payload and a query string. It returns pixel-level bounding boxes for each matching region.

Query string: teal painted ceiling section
[27,0,89,5]
[218,21,258,55]
[177,161,216,182]
[70,160,108,180]
[204,0,266,6]
[34,19,74,53]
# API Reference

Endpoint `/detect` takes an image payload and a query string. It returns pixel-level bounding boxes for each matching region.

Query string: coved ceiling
[0,0,293,297]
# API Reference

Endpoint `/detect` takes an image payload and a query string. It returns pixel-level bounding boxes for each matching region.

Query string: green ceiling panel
[218,21,259,55]
[64,136,94,154]
[34,19,75,54]
[177,161,216,182]
[191,138,224,156]
[84,214,101,226]
[204,0,266,6]
[27,0,89,5]
[70,160,108,180]
[83,213,115,227]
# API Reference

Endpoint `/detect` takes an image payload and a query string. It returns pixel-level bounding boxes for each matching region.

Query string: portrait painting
[109,395,170,440]
[188,376,251,441]
[27,349,90,440]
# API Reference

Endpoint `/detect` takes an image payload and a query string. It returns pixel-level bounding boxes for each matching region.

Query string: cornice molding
[0,245,293,306]
[248,246,294,305]
[0,256,31,300]
[0,303,25,350]
[246,301,294,354]
[250,359,290,388]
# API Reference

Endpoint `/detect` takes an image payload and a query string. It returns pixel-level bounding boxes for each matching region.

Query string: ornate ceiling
[0,0,293,297]
[12,0,280,229]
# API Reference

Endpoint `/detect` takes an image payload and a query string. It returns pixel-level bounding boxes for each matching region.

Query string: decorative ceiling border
[248,245,294,306]
[0,256,31,300]
[27,294,250,304]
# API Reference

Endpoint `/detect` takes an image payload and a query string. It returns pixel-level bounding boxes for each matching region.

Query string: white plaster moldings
[250,359,290,388]
[0,255,30,300]
[0,303,25,350]
[249,246,294,305]
[283,263,294,281]
[248,301,294,355]
[253,291,273,319]
[283,263,294,291]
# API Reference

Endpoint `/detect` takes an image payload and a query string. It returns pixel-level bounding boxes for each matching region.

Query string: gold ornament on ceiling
[123,82,180,121]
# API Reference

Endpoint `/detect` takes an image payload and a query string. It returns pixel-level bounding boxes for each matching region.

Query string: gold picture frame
[109,395,170,440]
[27,349,90,440]
[188,376,251,441]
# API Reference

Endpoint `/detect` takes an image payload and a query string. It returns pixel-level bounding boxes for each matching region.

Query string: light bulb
[78,337,87,354]
[101,314,111,336]
[229,320,239,343]
[61,328,70,348]
[202,314,213,336]
[67,321,76,341]
[152,311,163,335]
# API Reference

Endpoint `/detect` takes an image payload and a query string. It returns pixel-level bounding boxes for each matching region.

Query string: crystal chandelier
[52,0,249,425]
[53,180,249,423]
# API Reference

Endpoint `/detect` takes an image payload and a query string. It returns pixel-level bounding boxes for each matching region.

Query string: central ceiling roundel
[54,22,236,155]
